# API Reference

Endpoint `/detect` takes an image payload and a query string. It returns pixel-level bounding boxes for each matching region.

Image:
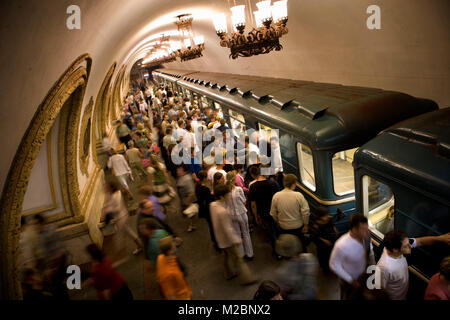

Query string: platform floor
[69,173,340,300]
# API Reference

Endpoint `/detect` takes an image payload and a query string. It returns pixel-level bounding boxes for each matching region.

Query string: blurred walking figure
[309,207,339,272]
[225,171,254,260]
[107,149,134,199]
[85,244,133,300]
[22,268,53,300]
[176,164,198,232]
[34,214,69,300]
[329,214,375,300]
[210,184,257,285]
[156,236,192,300]
[274,234,319,300]
[125,141,147,182]
[195,170,218,250]
[115,120,132,147]
[147,154,174,213]
[102,182,142,260]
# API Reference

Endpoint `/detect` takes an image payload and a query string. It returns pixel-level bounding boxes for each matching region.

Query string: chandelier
[213,0,288,59]
[141,35,177,67]
[172,14,205,62]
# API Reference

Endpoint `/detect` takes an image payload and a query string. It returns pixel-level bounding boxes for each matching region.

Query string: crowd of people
[18,80,450,301]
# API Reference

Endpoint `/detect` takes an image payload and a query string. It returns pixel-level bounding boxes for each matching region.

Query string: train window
[279,131,297,174]
[332,148,357,196]
[185,89,192,100]
[296,143,316,191]
[229,109,246,137]
[257,123,283,173]
[201,95,209,109]
[213,102,224,119]
[362,175,395,238]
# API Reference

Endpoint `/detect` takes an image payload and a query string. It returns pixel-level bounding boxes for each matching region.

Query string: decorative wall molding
[0,53,92,300]
[92,62,116,166]
[79,96,94,176]
[21,129,57,216]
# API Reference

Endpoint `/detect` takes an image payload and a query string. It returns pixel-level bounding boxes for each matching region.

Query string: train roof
[154,68,438,151]
[354,108,450,202]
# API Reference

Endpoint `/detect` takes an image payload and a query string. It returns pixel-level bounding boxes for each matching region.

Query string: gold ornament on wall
[79,96,94,176]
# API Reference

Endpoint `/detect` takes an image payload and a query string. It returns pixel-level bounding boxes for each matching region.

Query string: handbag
[183,203,199,218]
[142,158,151,168]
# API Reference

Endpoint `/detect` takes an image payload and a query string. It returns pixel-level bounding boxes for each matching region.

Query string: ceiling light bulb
[193,35,204,46]
[213,13,228,33]
[272,0,288,22]
[184,38,192,48]
[231,5,246,27]
[256,1,272,21]
[254,10,263,28]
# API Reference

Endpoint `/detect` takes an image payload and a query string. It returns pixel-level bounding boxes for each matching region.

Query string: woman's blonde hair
[150,154,162,170]
[226,171,236,189]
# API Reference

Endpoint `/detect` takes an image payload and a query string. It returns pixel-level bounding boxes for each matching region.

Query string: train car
[354,107,450,297]
[153,68,438,232]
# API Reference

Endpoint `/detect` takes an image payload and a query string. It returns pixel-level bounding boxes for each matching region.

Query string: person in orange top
[156,236,192,300]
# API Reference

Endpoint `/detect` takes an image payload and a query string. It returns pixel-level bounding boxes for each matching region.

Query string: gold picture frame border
[0,54,92,299]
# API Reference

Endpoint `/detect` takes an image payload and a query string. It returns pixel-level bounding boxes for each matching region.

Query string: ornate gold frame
[92,62,116,165]
[79,96,94,176]
[0,54,92,299]
[21,129,57,216]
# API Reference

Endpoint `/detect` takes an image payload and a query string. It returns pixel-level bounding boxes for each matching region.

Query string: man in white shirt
[107,149,133,198]
[207,163,226,183]
[329,214,374,300]
[174,120,187,142]
[377,230,450,300]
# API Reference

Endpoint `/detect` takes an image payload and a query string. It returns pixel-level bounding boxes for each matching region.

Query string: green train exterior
[354,108,450,296]
[153,68,438,233]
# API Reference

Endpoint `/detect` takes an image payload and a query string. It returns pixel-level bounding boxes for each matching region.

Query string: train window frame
[331,148,357,197]
[229,109,246,138]
[361,175,395,239]
[296,142,316,192]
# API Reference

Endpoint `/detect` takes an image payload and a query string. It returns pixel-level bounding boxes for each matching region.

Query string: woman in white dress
[224,171,254,259]
[102,182,142,264]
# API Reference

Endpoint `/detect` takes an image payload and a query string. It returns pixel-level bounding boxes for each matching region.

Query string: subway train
[152,68,447,287]
[354,107,450,297]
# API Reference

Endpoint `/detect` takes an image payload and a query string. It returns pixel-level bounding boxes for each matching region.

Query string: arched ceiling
[0,0,449,192]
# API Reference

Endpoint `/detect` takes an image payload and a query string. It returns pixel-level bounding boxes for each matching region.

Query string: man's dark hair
[315,207,329,218]
[233,164,244,171]
[249,165,260,178]
[186,124,192,132]
[214,184,230,199]
[34,214,45,224]
[223,164,234,172]
[177,164,189,173]
[86,244,103,262]
[139,218,159,231]
[166,127,172,134]
[382,230,407,252]
[349,214,368,230]
[440,256,450,280]
[197,170,208,182]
